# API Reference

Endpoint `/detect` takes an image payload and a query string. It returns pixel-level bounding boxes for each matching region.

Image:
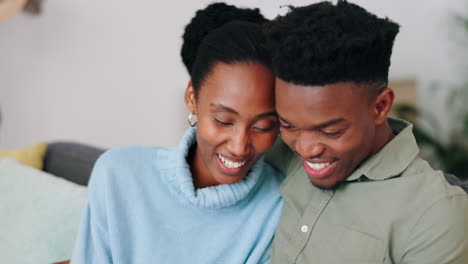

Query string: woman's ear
[373,87,394,125]
[184,81,197,114]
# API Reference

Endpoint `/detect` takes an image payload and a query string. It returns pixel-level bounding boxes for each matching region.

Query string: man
[264,1,468,263]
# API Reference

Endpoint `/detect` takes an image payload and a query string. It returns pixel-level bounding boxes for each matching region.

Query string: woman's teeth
[218,154,246,169]
[305,161,330,171]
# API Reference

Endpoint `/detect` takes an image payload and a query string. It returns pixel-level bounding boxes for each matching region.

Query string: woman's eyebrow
[256,112,277,119]
[210,104,276,119]
[210,104,238,115]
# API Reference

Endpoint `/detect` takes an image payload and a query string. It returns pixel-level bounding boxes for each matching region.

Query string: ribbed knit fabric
[71,128,284,264]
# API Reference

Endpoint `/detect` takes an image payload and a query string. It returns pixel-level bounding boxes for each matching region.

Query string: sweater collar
[167,127,264,208]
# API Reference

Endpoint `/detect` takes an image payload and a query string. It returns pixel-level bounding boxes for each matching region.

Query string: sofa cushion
[445,173,468,193]
[0,157,87,264]
[44,142,105,186]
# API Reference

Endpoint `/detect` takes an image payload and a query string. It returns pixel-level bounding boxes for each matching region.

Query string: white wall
[0,0,466,150]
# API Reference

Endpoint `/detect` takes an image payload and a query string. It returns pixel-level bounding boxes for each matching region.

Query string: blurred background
[1,0,467,177]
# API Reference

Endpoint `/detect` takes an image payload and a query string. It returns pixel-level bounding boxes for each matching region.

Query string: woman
[71,3,283,264]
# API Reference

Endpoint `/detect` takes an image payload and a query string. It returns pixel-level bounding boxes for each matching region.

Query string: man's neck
[370,120,395,156]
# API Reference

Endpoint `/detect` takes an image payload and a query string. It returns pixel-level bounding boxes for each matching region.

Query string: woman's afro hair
[264,0,400,86]
[181,2,267,74]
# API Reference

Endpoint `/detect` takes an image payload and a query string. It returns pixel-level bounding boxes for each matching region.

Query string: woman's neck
[187,144,218,189]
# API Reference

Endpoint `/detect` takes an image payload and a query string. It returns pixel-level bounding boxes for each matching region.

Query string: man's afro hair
[264,0,400,86]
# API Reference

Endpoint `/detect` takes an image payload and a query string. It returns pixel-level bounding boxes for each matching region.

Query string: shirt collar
[346,118,419,182]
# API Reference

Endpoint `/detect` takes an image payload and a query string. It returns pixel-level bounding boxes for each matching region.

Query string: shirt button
[301,225,309,233]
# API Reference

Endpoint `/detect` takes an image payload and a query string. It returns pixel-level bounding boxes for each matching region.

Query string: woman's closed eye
[214,118,233,126]
[253,120,278,132]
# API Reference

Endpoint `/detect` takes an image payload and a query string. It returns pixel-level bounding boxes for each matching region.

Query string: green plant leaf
[454,14,468,38]
[443,142,468,179]
[393,103,441,137]
[464,114,468,137]
[412,125,447,158]
[393,104,419,123]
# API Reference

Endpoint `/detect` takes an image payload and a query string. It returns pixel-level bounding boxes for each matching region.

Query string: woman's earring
[188,112,198,127]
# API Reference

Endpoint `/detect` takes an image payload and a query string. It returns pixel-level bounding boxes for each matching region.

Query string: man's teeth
[305,161,330,171]
[218,154,246,169]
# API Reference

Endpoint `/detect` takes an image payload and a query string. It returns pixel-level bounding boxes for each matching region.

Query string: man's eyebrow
[313,118,345,129]
[211,104,277,119]
[278,115,344,129]
[278,115,290,124]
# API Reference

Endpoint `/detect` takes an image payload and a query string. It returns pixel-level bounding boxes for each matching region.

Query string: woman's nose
[227,128,251,157]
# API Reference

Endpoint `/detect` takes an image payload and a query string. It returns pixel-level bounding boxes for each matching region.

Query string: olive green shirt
[266,118,468,264]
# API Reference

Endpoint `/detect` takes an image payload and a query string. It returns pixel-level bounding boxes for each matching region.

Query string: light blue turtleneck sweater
[71,127,284,264]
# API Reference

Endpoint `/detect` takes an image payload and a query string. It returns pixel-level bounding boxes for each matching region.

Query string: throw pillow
[0,157,87,264]
[0,142,47,170]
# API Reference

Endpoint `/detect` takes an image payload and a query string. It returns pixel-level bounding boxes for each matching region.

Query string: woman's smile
[216,153,250,175]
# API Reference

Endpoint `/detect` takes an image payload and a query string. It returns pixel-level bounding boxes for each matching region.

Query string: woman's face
[185,62,278,188]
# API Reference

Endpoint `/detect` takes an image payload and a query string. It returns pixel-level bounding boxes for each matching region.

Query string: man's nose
[294,131,325,159]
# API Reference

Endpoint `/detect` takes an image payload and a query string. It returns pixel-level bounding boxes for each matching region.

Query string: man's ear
[373,88,394,125]
[184,81,197,114]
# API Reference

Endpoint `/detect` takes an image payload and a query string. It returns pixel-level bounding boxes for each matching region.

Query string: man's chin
[309,177,344,191]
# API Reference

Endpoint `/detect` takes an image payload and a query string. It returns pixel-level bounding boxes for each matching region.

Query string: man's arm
[401,193,468,264]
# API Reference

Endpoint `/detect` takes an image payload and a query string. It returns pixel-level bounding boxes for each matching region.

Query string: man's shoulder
[398,158,468,263]
[380,156,468,240]
[402,156,467,199]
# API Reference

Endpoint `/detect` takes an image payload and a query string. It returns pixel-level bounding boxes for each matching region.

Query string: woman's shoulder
[87,145,177,193]
[244,160,284,207]
[97,145,170,165]
[90,145,176,181]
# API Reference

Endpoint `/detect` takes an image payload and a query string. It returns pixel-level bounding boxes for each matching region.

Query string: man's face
[276,78,378,189]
